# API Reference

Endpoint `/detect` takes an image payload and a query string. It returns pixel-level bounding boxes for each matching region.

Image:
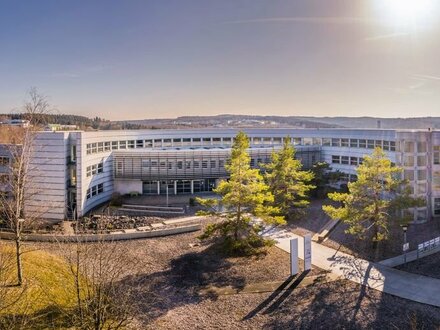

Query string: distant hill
[3,113,439,130]
[125,115,440,129]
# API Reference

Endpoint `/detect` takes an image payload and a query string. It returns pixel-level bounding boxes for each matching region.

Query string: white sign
[290,238,299,276]
[403,243,409,252]
[304,234,312,271]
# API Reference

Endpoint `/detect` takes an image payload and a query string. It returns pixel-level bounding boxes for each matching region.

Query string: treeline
[1,113,161,130]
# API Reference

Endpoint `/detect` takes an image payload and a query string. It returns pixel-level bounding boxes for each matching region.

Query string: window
[136,140,144,148]
[341,156,349,165]
[213,138,221,145]
[417,156,427,167]
[97,142,103,153]
[192,138,201,145]
[182,138,191,146]
[375,140,382,148]
[417,209,427,221]
[104,142,111,151]
[417,142,427,153]
[202,137,211,145]
[202,160,208,169]
[177,161,183,170]
[367,140,375,149]
[142,160,150,168]
[0,157,9,166]
[350,157,358,166]
[332,139,340,147]
[223,137,232,145]
[350,139,358,148]
[434,198,440,216]
[145,139,153,148]
[253,137,262,145]
[111,141,118,150]
[434,146,440,165]
[332,155,340,164]
[390,141,396,151]
[303,137,313,145]
[219,160,225,168]
[292,138,301,145]
[119,141,127,149]
[359,139,366,148]
[116,161,123,175]
[210,160,216,168]
[404,156,414,167]
[322,138,331,146]
[417,170,427,181]
[91,143,97,153]
[383,141,390,151]
[86,183,104,200]
[273,137,282,145]
[193,160,200,169]
[87,162,104,177]
[404,170,414,181]
[185,161,191,169]
[404,141,415,153]
[341,139,349,147]
[0,174,9,184]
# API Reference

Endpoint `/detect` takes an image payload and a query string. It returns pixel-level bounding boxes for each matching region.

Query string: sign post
[304,234,312,271]
[290,238,299,276]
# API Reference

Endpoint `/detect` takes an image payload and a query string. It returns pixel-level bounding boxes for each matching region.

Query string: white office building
[2,128,439,223]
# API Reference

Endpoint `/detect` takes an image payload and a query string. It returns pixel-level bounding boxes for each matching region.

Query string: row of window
[331,155,364,166]
[321,138,396,151]
[86,183,104,200]
[86,162,104,177]
[85,136,397,155]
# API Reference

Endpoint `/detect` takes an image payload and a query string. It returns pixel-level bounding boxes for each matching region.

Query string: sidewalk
[262,226,440,308]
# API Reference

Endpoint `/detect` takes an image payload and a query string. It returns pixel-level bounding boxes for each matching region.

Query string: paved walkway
[262,226,440,308]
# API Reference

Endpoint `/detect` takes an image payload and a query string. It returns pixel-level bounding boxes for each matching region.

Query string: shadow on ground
[117,243,253,325]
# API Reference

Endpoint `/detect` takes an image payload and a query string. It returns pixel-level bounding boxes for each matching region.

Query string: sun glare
[377,0,437,27]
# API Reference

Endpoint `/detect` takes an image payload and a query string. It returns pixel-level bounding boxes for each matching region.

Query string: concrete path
[262,226,440,308]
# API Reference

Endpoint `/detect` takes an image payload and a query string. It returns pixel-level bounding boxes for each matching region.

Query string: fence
[417,237,440,258]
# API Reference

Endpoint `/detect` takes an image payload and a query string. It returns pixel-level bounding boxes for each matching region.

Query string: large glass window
[350,139,358,148]
[417,142,427,153]
[322,138,331,146]
[332,139,340,147]
[341,139,349,147]
[359,139,366,148]
[332,155,340,164]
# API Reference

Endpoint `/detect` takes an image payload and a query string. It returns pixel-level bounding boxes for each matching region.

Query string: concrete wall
[26,132,69,221]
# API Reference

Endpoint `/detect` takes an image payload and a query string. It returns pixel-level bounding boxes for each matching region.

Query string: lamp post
[402,224,408,263]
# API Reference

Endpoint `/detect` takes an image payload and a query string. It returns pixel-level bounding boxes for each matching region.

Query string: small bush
[189,197,196,206]
[109,192,123,207]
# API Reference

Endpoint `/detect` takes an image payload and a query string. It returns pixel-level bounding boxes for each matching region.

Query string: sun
[378,0,437,26]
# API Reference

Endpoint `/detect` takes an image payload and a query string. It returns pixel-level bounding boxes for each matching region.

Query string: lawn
[0,243,78,328]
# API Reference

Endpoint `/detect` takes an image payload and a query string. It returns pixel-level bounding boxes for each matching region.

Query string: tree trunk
[15,236,23,286]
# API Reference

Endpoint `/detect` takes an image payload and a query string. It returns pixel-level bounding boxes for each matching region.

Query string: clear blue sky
[1,0,440,120]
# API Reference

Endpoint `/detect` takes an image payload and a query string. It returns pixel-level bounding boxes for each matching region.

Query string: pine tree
[265,137,315,219]
[323,148,424,249]
[197,132,284,255]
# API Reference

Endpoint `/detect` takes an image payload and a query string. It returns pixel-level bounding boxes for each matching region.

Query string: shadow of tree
[117,243,248,325]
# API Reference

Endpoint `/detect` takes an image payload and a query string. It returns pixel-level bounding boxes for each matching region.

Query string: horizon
[2,1,440,120]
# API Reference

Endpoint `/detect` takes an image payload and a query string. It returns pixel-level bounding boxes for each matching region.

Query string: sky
[1,0,440,120]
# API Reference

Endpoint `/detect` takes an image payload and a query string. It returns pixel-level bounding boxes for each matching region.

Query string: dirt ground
[32,223,440,329]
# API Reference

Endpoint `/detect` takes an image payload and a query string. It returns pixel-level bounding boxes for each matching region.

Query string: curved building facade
[15,128,440,223]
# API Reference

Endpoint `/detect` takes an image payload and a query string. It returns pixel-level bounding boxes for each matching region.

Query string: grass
[0,243,79,327]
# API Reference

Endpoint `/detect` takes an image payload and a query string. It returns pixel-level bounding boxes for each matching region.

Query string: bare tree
[58,239,139,329]
[0,87,55,286]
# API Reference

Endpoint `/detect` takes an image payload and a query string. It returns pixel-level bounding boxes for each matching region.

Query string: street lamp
[402,224,408,263]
